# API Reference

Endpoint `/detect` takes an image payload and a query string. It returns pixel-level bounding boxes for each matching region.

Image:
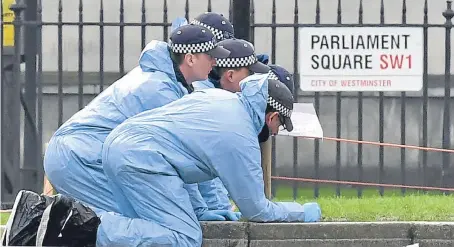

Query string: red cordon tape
[271,176,454,192]
[41,136,454,195]
[310,136,454,153]
[271,136,454,192]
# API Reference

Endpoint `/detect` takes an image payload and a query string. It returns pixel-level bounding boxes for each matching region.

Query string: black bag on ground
[36,194,101,247]
[2,190,101,247]
[1,190,54,246]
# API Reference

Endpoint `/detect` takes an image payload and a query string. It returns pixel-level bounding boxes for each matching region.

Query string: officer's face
[265,111,282,136]
[220,67,252,93]
[188,53,216,81]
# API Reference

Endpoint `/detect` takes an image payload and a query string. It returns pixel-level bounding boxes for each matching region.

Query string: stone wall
[201,221,454,247]
[2,221,453,246]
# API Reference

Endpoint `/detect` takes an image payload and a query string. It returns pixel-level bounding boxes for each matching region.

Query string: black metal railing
[1,0,453,208]
[252,0,453,199]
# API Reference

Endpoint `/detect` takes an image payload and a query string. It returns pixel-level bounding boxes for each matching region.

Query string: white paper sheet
[277,103,323,139]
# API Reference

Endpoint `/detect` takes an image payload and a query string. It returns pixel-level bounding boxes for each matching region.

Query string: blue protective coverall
[193,74,232,211]
[97,73,321,247]
[192,53,271,211]
[43,40,208,215]
[192,77,218,89]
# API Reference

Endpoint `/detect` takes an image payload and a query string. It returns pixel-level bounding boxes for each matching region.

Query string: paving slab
[249,239,412,247]
[416,240,454,247]
[412,222,454,240]
[3,221,454,246]
[248,222,412,240]
[201,221,248,247]
[201,221,248,239]
[202,239,248,247]
[201,222,454,247]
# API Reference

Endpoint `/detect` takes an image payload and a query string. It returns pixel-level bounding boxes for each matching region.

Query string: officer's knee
[178,229,203,247]
[195,228,203,246]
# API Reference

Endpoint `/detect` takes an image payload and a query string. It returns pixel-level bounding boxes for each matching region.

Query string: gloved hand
[256,54,270,65]
[198,210,242,221]
[171,17,188,32]
[302,202,322,222]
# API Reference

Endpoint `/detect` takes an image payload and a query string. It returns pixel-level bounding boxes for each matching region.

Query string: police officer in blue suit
[194,38,271,211]
[184,12,273,212]
[191,12,270,90]
[191,12,235,42]
[211,38,270,92]
[43,24,231,216]
[258,64,296,143]
[268,64,295,94]
[97,73,322,247]
[191,12,235,89]
[199,63,299,211]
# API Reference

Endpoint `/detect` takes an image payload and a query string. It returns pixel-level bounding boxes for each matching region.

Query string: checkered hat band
[191,19,225,41]
[170,40,215,54]
[268,96,292,118]
[216,54,257,68]
[268,71,279,81]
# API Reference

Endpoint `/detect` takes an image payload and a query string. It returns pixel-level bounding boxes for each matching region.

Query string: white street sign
[299,27,424,92]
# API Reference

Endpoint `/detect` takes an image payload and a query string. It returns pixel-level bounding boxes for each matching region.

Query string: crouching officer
[42,23,230,216]
[193,38,271,211]
[191,12,270,89]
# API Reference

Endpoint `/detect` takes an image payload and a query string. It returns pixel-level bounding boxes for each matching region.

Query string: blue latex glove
[302,202,322,222]
[198,210,242,221]
[171,17,188,31]
[256,54,269,65]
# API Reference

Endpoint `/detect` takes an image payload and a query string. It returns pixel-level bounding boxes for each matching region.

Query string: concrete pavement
[201,221,454,247]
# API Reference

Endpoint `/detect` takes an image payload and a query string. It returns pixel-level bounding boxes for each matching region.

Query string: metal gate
[1,0,453,208]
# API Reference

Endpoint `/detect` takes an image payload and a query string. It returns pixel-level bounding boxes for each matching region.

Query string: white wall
[39,0,453,74]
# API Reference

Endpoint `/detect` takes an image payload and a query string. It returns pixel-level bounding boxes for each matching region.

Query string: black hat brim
[283,116,293,132]
[248,61,271,74]
[206,46,231,59]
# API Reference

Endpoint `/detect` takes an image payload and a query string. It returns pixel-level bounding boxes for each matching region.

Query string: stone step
[2,222,454,246]
[203,239,454,247]
[201,222,454,247]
